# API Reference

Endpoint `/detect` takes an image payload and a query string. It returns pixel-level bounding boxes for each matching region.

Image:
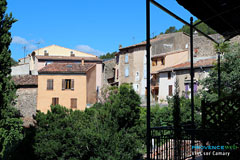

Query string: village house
[37,62,96,113]
[12,75,38,127]
[114,32,190,104]
[157,58,215,101]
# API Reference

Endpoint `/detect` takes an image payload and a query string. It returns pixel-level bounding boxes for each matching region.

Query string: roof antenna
[22,45,26,64]
[36,42,41,55]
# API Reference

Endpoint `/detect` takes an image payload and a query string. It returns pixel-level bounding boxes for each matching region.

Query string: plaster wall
[37,74,87,113]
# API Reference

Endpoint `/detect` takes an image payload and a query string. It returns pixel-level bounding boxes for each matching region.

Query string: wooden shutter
[71,98,77,109]
[47,79,53,90]
[62,79,65,90]
[169,85,173,96]
[56,98,59,105]
[71,79,74,90]
[47,79,50,90]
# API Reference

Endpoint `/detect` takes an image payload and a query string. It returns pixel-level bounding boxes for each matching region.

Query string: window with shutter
[168,72,171,80]
[71,79,74,90]
[47,79,53,90]
[71,98,77,109]
[52,97,59,106]
[169,85,173,96]
[125,54,128,63]
[62,79,65,90]
[125,66,129,77]
[62,79,74,90]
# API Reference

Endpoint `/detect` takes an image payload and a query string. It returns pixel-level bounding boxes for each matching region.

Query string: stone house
[157,58,215,102]
[37,62,96,113]
[102,58,117,86]
[114,32,190,104]
[12,75,38,127]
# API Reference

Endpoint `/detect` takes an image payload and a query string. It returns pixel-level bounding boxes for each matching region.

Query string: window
[116,69,119,79]
[125,66,129,77]
[62,79,74,90]
[161,58,165,65]
[152,60,157,66]
[71,98,77,109]
[125,54,128,63]
[44,50,49,56]
[169,85,173,96]
[168,72,171,80]
[135,71,140,81]
[70,51,75,57]
[52,97,59,106]
[47,79,53,90]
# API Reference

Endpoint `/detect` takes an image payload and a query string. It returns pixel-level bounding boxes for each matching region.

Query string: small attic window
[66,64,72,68]
[44,50,49,56]
[70,51,75,57]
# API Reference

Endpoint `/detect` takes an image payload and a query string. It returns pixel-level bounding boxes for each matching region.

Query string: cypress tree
[0,1,23,159]
[0,0,17,114]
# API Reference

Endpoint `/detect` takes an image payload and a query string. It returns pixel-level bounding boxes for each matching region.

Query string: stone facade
[193,34,240,57]
[153,32,190,56]
[15,87,37,118]
[102,58,116,86]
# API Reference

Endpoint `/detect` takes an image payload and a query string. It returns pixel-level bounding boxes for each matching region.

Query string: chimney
[81,58,85,66]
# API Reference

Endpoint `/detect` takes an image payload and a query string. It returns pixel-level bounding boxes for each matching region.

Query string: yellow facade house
[37,62,96,113]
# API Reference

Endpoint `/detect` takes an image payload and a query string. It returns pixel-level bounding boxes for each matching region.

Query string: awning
[176,0,240,40]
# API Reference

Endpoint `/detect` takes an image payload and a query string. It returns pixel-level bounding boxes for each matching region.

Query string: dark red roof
[12,75,38,86]
[36,56,102,62]
[158,58,216,73]
[38,63,95,74]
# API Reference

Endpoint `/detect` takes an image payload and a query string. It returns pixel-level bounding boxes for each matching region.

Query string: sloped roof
[32,44,97,57]
[36,55,102,62]
[38,63,95,74]
[158,58,216,73]
[177,0,240,40]
[12,75,38,86]
[118,32,187,51]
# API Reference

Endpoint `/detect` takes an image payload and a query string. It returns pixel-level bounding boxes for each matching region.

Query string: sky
[7,0,196,61]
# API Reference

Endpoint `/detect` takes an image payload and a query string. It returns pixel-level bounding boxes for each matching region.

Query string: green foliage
[162,19,217,36]
[99,51,117,60]
[10,58,18,66]
[165,26,177,34]
[178,19,217,35]
[201,44,240,100]
[214,41,230,53]
[0,1,23,159]
[33,84,144,160]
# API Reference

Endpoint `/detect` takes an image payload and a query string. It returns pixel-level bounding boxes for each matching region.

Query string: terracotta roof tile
[36,55,102,62]
[38,63,95,74]
[158,59,216,73]
[12,75,38,86]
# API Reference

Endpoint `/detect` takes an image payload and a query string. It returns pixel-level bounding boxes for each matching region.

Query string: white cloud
[12,36,28,45]
[75,45,104,56]
[12,36,40,51]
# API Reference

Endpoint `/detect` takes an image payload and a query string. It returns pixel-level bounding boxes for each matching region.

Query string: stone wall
[14,87,37,118]
[102,58,116,85]
[152,32,189,56]
[193,34,240,57]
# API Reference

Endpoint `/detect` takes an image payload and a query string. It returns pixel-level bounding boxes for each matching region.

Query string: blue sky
[8,0,195,61]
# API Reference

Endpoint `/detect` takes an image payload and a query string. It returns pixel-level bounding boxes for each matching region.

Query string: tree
[0,1,23,159]
[201,43,240,100]
[165,26,177,34]
[178,19,217,35]
[33,84,144,159]
[99,51,117,60]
